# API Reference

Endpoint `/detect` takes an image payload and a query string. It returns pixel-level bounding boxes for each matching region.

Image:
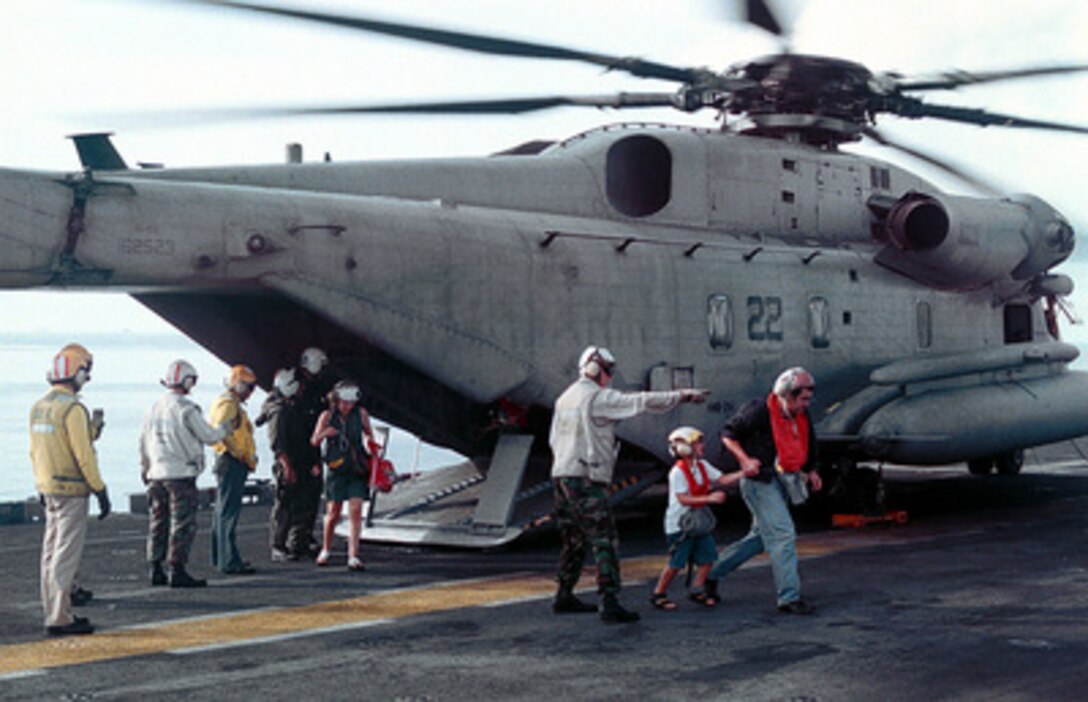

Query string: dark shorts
[324,466,369,502]
[666,531,718,569]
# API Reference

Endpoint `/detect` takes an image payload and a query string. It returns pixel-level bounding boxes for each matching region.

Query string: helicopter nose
[1046,219,1074,256]
[1010,194,1075,280]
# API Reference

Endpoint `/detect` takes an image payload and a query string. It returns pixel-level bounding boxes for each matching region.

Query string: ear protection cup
[667,426,702,459]
[578,345,615,379]
[48,344,93,386]
[673,441,693,457]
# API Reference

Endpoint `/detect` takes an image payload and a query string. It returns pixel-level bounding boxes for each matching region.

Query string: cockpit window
[606,135,671,217]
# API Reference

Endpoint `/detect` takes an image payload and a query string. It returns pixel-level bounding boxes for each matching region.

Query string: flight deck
[1,442,1087,701]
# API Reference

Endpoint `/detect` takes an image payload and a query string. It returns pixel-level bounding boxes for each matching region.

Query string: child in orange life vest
[650,426,746,610]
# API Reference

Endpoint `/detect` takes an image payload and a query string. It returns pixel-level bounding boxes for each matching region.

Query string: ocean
[4,319,1087,512]
[0,330,461,511]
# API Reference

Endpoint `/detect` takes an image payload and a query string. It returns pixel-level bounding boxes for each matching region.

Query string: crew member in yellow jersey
[208,364,259,575]
[30,343,111,636]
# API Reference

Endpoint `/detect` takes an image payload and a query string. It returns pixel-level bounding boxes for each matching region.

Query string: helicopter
[2,0,1088,546]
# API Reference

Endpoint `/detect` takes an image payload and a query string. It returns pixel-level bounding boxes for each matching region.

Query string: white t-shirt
[664,459,723,534]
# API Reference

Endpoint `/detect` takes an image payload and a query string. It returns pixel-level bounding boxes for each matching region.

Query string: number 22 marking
[747,296,783,341]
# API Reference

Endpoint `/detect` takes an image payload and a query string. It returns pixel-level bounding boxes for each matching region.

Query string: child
[650,426,745,610]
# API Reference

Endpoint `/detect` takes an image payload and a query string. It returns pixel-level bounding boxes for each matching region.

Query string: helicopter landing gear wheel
[968,450,1023,476]
[967,457,994,475]
[994,449,1024,476]
[828,460,885,516]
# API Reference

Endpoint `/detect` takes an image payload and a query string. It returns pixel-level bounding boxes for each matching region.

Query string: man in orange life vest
[707,367,823,614]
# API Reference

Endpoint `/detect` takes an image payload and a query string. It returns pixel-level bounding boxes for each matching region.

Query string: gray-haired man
[708,367,823,614]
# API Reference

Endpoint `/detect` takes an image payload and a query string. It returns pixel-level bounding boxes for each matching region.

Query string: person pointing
[550,345,708,624]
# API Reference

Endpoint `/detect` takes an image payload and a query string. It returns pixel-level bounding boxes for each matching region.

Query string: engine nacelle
[875,191,1074,290]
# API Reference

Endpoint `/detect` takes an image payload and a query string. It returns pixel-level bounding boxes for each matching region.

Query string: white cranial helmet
[299,347,328,375]
[273,367,300,398]
[578,345,616,379]
[162,359,198,392]
[332,380,361,403]
[667,426,704,457]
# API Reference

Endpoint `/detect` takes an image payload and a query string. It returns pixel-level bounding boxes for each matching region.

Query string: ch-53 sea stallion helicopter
[3,0,1088,545]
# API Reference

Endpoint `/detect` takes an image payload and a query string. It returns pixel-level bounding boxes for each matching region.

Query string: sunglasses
[790,385,815,397]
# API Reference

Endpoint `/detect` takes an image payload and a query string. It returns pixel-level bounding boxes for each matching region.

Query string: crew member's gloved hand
[94,489,111,520]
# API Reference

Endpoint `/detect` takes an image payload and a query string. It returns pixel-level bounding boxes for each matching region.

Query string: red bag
[367,440,397,493]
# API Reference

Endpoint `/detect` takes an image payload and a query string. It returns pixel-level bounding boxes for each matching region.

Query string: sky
[1,0,1087,339]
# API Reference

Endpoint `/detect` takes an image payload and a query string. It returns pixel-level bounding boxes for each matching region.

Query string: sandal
[315,550,330,566]
[689,590,719,607]
[347,557,365,572]
[650,592,678,611]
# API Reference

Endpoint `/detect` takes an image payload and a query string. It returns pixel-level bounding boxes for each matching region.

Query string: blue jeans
[211,455,248,573]
[709,477,801,606]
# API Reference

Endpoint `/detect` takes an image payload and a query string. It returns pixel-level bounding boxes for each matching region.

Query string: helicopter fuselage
[0,124,1082,472]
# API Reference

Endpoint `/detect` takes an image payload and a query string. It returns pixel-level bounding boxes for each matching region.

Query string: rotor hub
[724,54,876,142]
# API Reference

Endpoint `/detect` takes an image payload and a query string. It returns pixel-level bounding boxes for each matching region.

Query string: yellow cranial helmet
[225,364,257,392]
[47,343,93,386]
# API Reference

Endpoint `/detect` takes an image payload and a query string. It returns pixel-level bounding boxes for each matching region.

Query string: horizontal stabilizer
[67,132,127,171]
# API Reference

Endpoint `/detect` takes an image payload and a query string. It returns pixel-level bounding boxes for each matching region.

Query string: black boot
[70,586,94,606]
[599,593,640,624]
[150,561,167,587]
[552,586,597,614]
[169,565,208,588]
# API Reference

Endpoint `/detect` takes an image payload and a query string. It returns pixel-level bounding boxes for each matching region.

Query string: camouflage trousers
[147,477,199,568]
[553,477,621,595]
[270,461,323,555]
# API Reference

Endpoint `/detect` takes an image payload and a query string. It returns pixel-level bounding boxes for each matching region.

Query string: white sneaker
[315,550,330,566]
[347,556,364,571]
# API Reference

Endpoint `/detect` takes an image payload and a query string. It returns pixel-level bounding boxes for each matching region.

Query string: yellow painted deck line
[0,572,559,676]
[0,529,890,676]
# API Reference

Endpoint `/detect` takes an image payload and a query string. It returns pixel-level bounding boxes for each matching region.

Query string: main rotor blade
[743,0,786,37]
[121,93,684,126]
[889,98,1088,134]
[237,93,682,116]
[188,0,703,85]
[861,127,1001,196]
[896,64,1088,91]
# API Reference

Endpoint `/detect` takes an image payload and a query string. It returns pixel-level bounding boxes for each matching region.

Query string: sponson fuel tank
[856,372,1088,464]
[818,342,1088,464]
